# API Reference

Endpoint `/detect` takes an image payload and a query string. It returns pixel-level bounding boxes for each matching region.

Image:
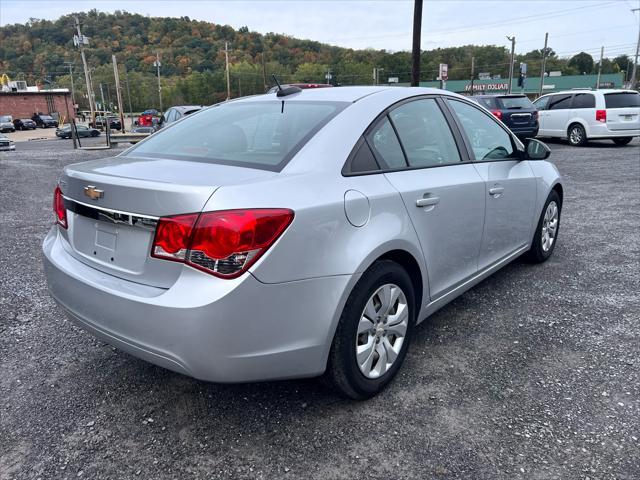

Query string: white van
[533,89,640,146]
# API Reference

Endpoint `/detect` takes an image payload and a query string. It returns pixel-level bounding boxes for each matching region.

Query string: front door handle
[489,186,504,196]
[416,196,440,207]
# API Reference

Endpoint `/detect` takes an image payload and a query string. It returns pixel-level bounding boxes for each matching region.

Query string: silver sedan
[43,86,563,399]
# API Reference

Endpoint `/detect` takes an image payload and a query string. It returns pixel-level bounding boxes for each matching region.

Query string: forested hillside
[0,10,632,110]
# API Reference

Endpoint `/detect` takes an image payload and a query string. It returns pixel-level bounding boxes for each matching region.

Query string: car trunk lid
[604,92,640,131]
[59,156,276,288]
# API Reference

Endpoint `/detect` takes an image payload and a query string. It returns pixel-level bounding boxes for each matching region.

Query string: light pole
[631,8,639,89]
[154,51,163,112]
[506,36,516,94]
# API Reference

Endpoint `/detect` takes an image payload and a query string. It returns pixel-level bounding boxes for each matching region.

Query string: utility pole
[99,83,106,112]
[507,35,516,94]
[64,62,76,109]
[470,56,475,96]
[596,46,604,89]
[411,0,423,86]
[539,33,549,97]
[112,55,126,133]
[154,51,163,112]
[631,8,640,89]
[224,42,231,100]
[123,65,134,125]
[261,52,267,91]
[74,16,95,124]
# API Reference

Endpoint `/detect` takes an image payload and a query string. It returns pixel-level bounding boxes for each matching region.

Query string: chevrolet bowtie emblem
[84,185,104,200]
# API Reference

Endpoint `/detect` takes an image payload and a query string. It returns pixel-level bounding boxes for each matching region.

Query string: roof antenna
[271,73,302,98]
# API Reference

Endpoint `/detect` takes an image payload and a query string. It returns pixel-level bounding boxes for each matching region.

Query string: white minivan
[533,89,640,146]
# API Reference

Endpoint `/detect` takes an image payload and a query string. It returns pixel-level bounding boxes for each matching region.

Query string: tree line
[0,10,634,111]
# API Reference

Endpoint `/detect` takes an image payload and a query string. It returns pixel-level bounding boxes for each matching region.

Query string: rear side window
[548,95,573,110]
[605,92,640,108]
[389,99,461,167]
[447,99,516,161]
[498,96,533,109]
[128,101,346,171]
[367,117,407,169]
[348,141,379,173]
[572,93,596,109]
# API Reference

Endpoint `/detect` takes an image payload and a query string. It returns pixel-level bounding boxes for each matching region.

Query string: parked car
[533,89,640,146]
[129,126,156,144]
[470,94,539,140]
[43,87,562,399]
[0,115,15,132]
[55,124,100,139]
[13,118,37,130]
[0,134,16,151]
[32,113,58,128]
[158,105,203,128]
[137,109,159,127]
[91,115,122,131]
[267,83,333,94]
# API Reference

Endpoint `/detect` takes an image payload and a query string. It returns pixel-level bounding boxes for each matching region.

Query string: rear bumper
[588,124,640,139]
[43,226,353,382]
[510,126,539,138]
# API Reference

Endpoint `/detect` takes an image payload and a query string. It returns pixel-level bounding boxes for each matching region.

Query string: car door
[376,97,486,299]
[446,98,537,270]
[545,94,573,137]
[533,95,550,134]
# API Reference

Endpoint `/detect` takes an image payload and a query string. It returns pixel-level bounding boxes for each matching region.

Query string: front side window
[572,93,595,109]
[127,101,346,171]
[389,99,461,167]
[548,94,573,110]
[447,99,516,161]
[367,117,406,169]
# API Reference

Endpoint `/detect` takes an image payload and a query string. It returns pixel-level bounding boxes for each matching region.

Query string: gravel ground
[1,137,639,480]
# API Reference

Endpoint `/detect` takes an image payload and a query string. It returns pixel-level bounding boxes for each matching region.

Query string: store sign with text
[464,83,510,92]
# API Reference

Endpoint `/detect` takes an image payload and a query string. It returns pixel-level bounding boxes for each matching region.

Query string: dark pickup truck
[470,94,539,140]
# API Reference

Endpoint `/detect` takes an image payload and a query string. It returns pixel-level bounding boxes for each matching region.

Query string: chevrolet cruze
[43,86,563,399]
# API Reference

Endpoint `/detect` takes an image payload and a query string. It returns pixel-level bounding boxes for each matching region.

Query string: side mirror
[525,138,551,160]
[158,115,165,125]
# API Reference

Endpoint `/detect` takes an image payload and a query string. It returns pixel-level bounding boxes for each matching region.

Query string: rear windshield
[476,97,497,109]
[497,96,533,109]
[604,92,640,108]
[127,101,346,171]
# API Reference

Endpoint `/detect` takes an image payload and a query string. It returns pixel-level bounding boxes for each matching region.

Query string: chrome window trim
[63,196,160,228]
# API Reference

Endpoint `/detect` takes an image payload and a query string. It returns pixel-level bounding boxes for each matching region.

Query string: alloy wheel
[541,201,559,252]
[355,283,408,379]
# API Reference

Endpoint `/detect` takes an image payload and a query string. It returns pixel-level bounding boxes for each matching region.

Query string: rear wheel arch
[552,183,563,208]
[369,249,424,318]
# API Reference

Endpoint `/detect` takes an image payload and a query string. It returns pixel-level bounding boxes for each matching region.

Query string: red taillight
[491,110,503,120]
[151,209,294,278]
[596,109,607,123]
[53,185,67,229]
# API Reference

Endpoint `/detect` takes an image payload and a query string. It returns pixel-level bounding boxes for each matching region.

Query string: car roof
[540,89,638,97]
[234,86,463,104]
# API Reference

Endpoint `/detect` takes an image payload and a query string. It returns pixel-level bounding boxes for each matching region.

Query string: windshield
[40,115,53,120]
[498,96,533,109]
[0,116,12,122]
[605,92,640,108]
[127,101,347,171]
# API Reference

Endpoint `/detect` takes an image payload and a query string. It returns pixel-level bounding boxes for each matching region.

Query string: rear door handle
[489,186,504,196]
[416,196,440,207]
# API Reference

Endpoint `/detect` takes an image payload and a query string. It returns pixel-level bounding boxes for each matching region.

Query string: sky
[0,0,638,59]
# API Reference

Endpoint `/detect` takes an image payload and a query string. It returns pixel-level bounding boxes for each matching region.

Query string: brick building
[0,90,74,121]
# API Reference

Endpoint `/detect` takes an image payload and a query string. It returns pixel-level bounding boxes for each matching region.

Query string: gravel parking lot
[1,137,638,480]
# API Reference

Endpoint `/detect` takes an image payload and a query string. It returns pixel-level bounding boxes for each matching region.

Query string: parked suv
[0,115,15,133]
[470,94,539,140]
[533,89,640,146]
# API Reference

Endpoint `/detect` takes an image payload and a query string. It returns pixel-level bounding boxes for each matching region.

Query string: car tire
[567,124,587,146]
[91,131,99,137]
[612,137,632,146]
[324,260,415,400]
[526,190,561,264]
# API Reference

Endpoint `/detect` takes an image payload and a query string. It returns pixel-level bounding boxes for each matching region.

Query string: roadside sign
[438,64,449,81]
[479,72,491,80]
[388,77,399,83]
